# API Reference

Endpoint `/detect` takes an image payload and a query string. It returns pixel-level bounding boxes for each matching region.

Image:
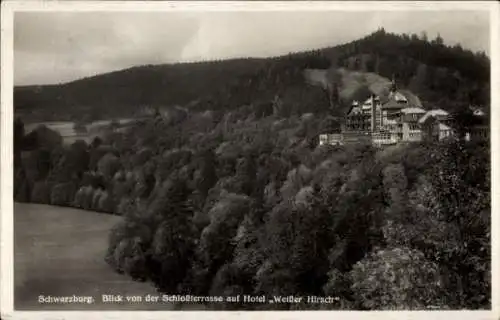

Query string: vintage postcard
[1,1,499,320]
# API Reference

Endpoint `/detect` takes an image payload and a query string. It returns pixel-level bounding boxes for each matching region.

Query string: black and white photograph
[1,1,498,317]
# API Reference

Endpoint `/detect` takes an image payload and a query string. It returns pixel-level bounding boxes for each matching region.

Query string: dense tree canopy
[13,102,490,310]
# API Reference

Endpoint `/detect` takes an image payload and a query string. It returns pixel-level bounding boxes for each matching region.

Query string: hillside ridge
[15,29,490,121]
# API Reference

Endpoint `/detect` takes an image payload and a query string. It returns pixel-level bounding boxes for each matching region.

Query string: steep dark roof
[346,105,367,116]
[378,94,390,105]
[398,89,423,108]
[382,99,406,110]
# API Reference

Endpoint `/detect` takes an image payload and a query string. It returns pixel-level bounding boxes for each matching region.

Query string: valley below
[14,203,173,310]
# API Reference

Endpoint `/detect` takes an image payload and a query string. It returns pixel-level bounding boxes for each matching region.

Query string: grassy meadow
[23,119,135,146]
[14,203,173,310]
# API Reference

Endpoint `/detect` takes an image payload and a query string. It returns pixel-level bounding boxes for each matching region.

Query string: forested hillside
[15,29,490,121]
[14,104,490,309]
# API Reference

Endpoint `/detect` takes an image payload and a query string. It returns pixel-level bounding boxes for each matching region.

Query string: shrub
[73,187,85,208]
[98,153,121,180]
[116,197,133,215]
[132,148,153,167]
[98,191,115,213]
[15,179,32,203]
[105,220,128,270]
[14,169,31,202]
[51,182,77,206]
[105,216,153,280]
[31,125,63,150]
[112,237,147,280]
[350,247,445,310]
[92,189,105,211]
[31,181,52,204]
[81,186,95,210]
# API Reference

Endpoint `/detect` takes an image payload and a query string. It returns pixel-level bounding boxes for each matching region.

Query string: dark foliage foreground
[14,107,490,310]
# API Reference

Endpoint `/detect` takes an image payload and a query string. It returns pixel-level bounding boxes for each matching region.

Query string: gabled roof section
[378,94,390,105]
[401,107,426,114]
[389,91,408,103]
[382,99,405,110]
[428,109,449,116]
[418,109,450,124]
[381,88,424,110]
[347,106,363,115]
[361,96,381,110]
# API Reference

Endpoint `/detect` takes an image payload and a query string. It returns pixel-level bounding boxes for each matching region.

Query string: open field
[23,118,136,146]
[14,203,172,310]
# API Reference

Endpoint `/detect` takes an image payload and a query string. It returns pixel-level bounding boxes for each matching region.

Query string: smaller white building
[319,133,343,146]
[438,123,454,141]
[401,107,427,142]
[372,131,398,147]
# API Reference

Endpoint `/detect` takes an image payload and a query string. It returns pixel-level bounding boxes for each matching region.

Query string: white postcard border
[1,1,499,319]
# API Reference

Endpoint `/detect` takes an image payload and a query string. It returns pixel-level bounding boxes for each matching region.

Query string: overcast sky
[14,10,490,86]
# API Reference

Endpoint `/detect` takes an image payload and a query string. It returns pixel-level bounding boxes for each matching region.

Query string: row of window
[471,131,489,138]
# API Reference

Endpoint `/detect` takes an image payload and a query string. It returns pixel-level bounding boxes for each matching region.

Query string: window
[408,124,419,131]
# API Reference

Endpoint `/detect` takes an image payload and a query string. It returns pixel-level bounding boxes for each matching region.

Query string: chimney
[390,74,397,93]
[371,94,376,132]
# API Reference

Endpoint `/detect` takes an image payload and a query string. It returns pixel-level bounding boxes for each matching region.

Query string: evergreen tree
[148,177,196,293]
